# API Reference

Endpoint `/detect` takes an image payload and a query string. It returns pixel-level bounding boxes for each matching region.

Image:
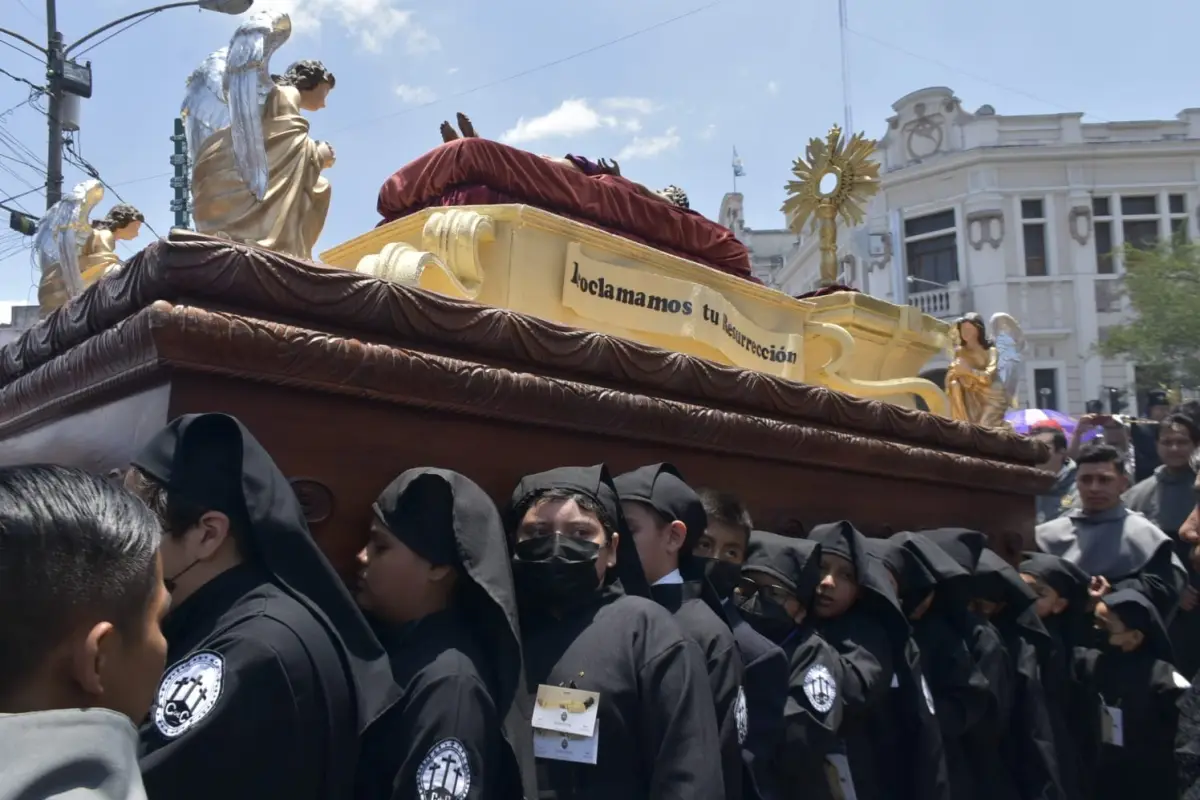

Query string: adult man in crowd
[1030,422,1078,523]
[1036,442,1186,619]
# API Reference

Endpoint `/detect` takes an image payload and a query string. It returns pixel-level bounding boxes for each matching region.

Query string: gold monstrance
[781,125,881,288]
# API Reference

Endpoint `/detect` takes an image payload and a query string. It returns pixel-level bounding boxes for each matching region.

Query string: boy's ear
[1127,629,1145,650]
[1051,596,1068,615]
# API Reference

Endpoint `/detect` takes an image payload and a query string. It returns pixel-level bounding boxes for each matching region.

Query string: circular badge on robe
[803,664,837,714]
[417,738,472,800]
[735,685,749,744]
[153,651,225,739]
[921,675,936,715]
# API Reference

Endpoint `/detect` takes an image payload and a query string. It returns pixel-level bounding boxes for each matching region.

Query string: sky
[2,0,1200,305]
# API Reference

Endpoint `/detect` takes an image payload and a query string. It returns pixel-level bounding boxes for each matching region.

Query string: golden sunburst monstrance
[781,124,882,287]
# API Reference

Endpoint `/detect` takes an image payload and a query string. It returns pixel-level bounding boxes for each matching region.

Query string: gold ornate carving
[353,210,493,300]
[945,312,1025,428]
[965,210,1004,251]
[805,321,950,415]
[782,125,881,287]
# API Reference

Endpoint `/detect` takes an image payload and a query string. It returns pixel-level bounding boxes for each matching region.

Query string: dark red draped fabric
[375,138,755,281]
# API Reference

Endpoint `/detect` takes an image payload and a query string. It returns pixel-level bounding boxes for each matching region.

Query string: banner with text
[561,243,804,379]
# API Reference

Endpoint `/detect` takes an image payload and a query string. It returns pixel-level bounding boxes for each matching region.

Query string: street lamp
[905,274,948,291]
[0,0,252,211]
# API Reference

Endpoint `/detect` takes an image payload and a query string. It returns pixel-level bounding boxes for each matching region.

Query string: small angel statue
[181,10,336,260]
[34,179,145,317]
[945,312,1025,428]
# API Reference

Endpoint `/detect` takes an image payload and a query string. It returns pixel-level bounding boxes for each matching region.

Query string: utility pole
[44,0,63,210]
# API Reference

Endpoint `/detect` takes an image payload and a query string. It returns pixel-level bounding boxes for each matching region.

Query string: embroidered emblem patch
[153,651,224,739]
[417,738,472,800]
[921,675,936,715]
[734,685,749,744]
[803,664,837,713]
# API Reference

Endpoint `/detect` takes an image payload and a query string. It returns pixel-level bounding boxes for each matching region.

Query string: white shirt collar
[654,568,683,586]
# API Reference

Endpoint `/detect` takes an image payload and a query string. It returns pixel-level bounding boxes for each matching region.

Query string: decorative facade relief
[966,210,1005,250]
[1068,206,1092,246]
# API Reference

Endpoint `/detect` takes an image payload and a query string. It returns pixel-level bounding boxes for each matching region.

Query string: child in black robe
[973,549,1064,800]
[921,528,1021,800]
[1019,551,1098,800]
[890,532,992,800]
[808,521,911,800]
[1079,588,1191,800]
[738,530,844,800]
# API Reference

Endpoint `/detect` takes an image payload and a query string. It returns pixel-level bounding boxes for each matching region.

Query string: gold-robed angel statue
[34,179,145,317]
[945,312,1026,428]
[180,10,336,260]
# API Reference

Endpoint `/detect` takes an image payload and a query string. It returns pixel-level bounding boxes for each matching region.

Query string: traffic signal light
[7,210,37,236]
[1107,387,1128,415]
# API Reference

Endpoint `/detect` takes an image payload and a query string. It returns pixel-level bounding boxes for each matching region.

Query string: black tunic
[140,565,352,800]
[723,601,788,800]
[1077,647,1189,800]
[132,414,397,800]
[357,611,513,800]
[779,627,845,800]
[356,468,537,800]
[521,588,724,800]
[652,581,745,800]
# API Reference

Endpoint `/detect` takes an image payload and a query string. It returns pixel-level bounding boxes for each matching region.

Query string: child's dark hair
[695,488,752,542]
[1076,442,1126,474]
[510,487,617,541]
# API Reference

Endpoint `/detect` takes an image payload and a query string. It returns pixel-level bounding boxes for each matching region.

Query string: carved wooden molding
[1068,206,1092,246]
[0,231,1046,468]
[0,303,1049,494]
[966,210,1004,250]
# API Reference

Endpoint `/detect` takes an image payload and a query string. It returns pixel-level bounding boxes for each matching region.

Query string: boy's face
[694,521,748,565]
[737,570,806,624]
[969,598,1004,618]
[815,552,859,619]
[1020,573,1068,619]
[1094,601,1145,651]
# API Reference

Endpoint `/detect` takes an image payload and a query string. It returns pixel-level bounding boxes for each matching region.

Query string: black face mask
[736,592,796,643]
[512,535,602,609]
[702,557,742,601]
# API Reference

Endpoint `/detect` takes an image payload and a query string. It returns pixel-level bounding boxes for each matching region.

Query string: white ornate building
[747,86,1200,414]
[0,303,37,348]
[717,194,800,288]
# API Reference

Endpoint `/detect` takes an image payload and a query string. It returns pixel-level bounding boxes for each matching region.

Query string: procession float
[0,10,1049,575]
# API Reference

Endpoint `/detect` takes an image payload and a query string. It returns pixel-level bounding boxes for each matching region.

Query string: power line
[0,186,42,206]
[0,66,42,94]
[0,37,42,64]
[74,12,159,59]
[64,141,161,238]
[329,0,723,136]
[844,27,1111,123]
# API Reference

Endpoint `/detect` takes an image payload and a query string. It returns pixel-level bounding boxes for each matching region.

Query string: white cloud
[266,0,440,55]
[395,84,436,104]
[500,97,658,145]
[699,123,717,141]
[766,80,779,95]
[602,97,656,115]
[618,128,681,161]
[447,67,459,75]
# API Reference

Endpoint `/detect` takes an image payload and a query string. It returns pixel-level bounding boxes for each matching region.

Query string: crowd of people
[2,407,1200,800]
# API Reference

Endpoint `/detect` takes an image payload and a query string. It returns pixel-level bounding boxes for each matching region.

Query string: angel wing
[181,47,231,164]
[33,179,104,298]
[223,10,292,202]
[990,312,1027,405]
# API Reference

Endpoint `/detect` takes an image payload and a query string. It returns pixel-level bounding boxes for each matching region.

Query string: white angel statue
[180,9,337,260]
[34,179,145,317]
[944,311,1025,428]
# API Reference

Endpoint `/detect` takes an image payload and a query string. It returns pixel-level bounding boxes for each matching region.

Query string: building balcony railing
[908,283,970,320]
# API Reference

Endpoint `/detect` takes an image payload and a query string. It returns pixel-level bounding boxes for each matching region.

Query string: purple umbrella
[1004,408,1078,438]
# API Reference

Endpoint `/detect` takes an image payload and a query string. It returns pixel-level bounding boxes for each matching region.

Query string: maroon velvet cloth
[376,138,754,280]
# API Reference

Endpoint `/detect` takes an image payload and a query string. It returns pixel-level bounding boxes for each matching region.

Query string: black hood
[1102,588,1175,663]
[1019,551,1090,610]
[132,413,399,731]
[743,530,823,603]
[612,463,707,556]
[808,520,910,645]
[864,536,936,617]
[919,527,988,575]
[373,468,536,794]
[974,550,1036,616]
[508,465,651,598]
[613,463,727,624]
